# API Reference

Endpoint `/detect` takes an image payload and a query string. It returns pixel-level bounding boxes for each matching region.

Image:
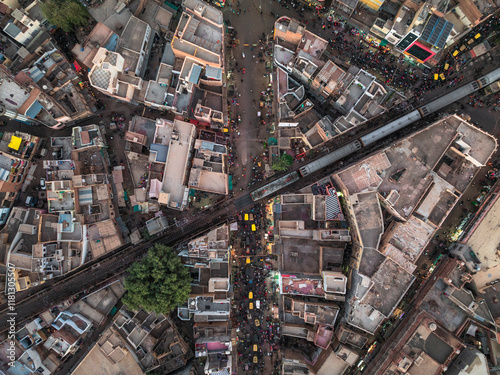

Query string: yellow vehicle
[253,356,258,364]
[249,291,253,299]
[244,213,249,221]
[452,50,459,57]
[460,45,466,51]
[249,302,254,310]
[251,224,256,231]
[246,257,251,264]
[253,344,258,352]
[255,319,260,327]
[222,128,229,133]
[444,63,449,70]
[434,73,439,80]
[475,33,481,39]
[440,73,446,81]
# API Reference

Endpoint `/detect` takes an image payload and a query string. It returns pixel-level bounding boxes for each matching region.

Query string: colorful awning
[8,136,22,151]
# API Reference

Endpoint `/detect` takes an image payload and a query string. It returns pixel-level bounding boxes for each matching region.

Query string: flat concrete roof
[281,237,320,275]
[380,216,435,273]
[409,325,454,364]
[72,328,144,375]
[347,299,385,334]
[316,350,349,375]
[299,30,328,61]
[71,23,115,67]
[183,0,223,25]
[154,6,173,28]
[121,16,149,53]
[359,246,386,278]
[117,47,140,73]
[361,258,414,317]
[280,203,316,228]
[337,116,496,220]
[420,279,468,332]
[190,169,227,194]
[351,192,383,251]
[456,118,497,166]
[102,7,133,36]
[145,81,168,105]
[129,116,157,147]
[172,3,223,66]
[468,194,500,288]
[415,175,458,226]
[274,45,295,68]
[161,120,196,208]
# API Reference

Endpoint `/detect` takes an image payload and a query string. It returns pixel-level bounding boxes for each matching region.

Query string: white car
[242,52,245,58]
[40,178,46,190]
[256,300,260,309]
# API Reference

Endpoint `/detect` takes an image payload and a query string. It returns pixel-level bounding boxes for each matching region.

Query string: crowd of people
[467,91,500,111]
[310,13,499,102]
[231,204,282,374]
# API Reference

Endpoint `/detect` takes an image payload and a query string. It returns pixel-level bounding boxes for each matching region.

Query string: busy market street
[222,1,500,197]
[230,203,282,374]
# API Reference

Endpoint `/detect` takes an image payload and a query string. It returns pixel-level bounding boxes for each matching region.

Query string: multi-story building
[112,307,192,373]
[171,0,224,69]
[273,190,349,352]
[334,114,497,335]
[83,0,226,121]
[150,118,197,210]
[0,1,94,129]
[0,131,40,203]
[331,67,387,129]
[178,224,231,322]
[44,311,92,358]
[188,139,229,196]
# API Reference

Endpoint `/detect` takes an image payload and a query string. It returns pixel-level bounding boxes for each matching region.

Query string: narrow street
[224,5,277,193]
[231,204,281,374]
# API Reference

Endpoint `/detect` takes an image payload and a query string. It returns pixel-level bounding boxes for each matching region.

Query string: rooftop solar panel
[396,32,418,50]
[422,14,454,49]
[406,43,432,61]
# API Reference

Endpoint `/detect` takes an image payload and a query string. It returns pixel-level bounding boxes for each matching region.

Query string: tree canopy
[41,0,89,32]
[272,153,294,171]
[123,244,192,315]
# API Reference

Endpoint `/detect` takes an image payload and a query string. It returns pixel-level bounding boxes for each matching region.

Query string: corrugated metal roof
[26,100,44,119]
[78,187,93,205]
[0,168,10,181]
[28,66,45,83]
[205,65,222,80]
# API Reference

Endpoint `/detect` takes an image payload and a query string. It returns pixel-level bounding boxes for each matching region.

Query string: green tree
[123,244,191,314]
[41,0,89,32]
[272,153,294,172]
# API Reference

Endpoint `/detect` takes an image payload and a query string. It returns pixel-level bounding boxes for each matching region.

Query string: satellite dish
[42,85,48,90]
